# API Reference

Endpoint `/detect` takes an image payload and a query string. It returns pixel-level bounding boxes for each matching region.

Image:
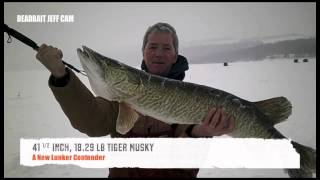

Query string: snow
[4,58,316,177]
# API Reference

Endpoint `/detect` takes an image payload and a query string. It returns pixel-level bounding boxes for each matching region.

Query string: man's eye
[149,46,157,49]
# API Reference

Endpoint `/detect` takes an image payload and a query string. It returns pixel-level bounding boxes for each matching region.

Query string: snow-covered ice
[4,58,316,177]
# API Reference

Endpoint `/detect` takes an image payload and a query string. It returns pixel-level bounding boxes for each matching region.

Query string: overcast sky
[4,2,316,71]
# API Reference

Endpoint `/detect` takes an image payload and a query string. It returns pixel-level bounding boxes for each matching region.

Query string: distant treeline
[185,38,316,64]
[243,38,316,59]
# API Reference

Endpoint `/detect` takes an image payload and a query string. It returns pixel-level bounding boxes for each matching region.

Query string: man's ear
[173,53,178,63]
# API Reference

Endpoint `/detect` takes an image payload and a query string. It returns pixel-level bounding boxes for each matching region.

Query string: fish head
[77,46,142,101]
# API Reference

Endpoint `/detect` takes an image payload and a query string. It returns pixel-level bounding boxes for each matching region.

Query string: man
[36,22,235,178]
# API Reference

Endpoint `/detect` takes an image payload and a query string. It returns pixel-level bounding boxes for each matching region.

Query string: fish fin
[116,102,140,134]
[254,97,292,125]
[286,141,316,178]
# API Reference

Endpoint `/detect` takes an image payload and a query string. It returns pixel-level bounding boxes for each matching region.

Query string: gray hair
[142,22,179,54]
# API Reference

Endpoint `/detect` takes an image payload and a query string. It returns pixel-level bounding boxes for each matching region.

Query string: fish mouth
[77,46,92,60]
[76,46,107,98]
[77,45,104,77]
[77,46,108,69]
[77,45,103,67]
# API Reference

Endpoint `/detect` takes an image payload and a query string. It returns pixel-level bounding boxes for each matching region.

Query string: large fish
[77,46,315,178]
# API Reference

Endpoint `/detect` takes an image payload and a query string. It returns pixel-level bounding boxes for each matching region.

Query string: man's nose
[155,47,164,57]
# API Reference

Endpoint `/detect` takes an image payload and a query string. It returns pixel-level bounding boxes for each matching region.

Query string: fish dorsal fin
[254,97,292,125]
[116,102,140,134]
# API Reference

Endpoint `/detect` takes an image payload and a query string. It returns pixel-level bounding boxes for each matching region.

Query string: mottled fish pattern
[77,46,315,178]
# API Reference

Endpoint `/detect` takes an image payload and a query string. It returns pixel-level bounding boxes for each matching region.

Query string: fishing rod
[3,24,87,76]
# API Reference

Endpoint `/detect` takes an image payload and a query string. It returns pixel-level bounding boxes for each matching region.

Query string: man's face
[143,31,177,76]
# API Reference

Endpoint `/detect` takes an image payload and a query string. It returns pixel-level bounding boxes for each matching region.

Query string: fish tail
[286,141,316,178]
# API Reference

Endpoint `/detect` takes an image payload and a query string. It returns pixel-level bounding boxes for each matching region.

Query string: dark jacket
[49,55,199,177]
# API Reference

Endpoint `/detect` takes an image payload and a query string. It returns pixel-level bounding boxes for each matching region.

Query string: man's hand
[191,107,235,137]
[36,44,66,78]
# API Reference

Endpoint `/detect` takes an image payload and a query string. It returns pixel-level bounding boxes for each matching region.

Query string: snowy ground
[4,58,316,177]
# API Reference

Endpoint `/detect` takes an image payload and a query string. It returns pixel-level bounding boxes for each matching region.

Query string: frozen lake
[4,58,316,177]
